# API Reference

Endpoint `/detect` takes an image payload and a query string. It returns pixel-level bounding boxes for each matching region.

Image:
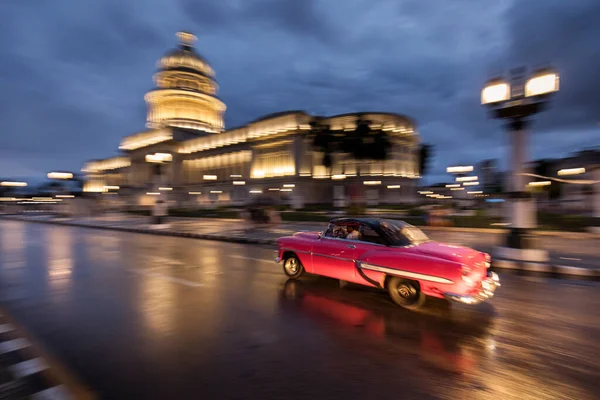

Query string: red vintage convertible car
[275,218,500,309]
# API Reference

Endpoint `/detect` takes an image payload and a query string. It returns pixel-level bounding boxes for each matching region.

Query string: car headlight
[462,275,476,287]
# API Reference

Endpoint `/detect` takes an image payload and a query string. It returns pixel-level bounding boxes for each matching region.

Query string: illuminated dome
[158,32,215,78]
[145,32,226,132]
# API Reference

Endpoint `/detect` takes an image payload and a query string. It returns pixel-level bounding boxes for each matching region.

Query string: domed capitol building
[82,32,421,208]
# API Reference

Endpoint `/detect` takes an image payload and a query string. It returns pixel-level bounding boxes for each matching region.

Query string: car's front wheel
[387,277,426,310]
[283,254,304,279]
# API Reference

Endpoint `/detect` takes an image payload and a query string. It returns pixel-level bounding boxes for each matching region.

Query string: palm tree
[309,117,336,168]
[311,116,392,168]
[418,144,433,176]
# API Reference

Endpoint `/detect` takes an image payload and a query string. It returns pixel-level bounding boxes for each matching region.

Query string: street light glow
[47,172,73,180]
[463,181,480,186]
[331,174,346,180]
[1,181,27,187]
[558,168,585,176]
[203,175,217,180]
[525,72,559,97]
[283,184,295,188]
[189,191,202,195]
[445,184,460,188]
[233,181,246,185]
[55,195,75,198]
[528,181,551,187]
[146,192,160,195]
[451,187,464,191]
[456,176,478,182]
[447,166,474,173]
[280,188,293,192]
[103,185,120,190]
[481,81,510,104]
[159,187,173,191]
[467,191,483,194]
[419,191,434,194]
[387,185,401,189]
[363,181,382,185]
[249,190,263,194]
[210,190,222,194]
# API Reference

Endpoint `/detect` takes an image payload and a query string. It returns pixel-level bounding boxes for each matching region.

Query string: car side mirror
[317,232,323,239]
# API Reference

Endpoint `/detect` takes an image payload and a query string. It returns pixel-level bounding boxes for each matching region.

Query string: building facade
[82,32,421,208]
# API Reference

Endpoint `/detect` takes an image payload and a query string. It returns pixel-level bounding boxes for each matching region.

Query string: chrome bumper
[275,257,281,263]
[444,271,500,305]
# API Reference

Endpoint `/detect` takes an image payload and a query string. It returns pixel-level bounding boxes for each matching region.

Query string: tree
[418,144,433,176]
[532,158,560,199]
[311,116,392,168]
[309,117,336,168]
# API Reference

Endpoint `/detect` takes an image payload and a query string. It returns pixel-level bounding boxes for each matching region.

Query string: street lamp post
[481,67,559,263]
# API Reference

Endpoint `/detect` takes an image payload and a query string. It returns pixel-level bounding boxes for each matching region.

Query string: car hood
[413,241,483,264]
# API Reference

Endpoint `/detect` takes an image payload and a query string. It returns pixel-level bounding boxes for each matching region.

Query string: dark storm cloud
[0,0,597,183]
[181,0,332,43]
[504,0,600,133]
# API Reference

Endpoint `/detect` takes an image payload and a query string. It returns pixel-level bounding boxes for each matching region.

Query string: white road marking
[0,338,31,354]
[0,324,15,334]
[229,255,273,263]
[9,357,48,378]
[31,385,71,400]
[128,269,204,287]
[559,257,582,261]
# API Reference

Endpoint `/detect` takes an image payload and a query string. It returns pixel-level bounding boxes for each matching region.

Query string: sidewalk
[3,214,600,278]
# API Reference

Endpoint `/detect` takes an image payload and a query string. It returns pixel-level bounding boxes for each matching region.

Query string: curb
[0,217,279,247]
[493,259,600,278]
[2,217,595,278]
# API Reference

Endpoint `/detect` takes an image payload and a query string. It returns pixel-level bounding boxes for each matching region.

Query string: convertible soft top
[329,217,411,231]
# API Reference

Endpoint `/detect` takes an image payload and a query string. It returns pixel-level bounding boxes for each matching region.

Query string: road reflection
[279,278,496,375]
[140,271,175,337]
[46,227,73,287]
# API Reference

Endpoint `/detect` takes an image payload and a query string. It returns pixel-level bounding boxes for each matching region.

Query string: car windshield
[379,220,430,246]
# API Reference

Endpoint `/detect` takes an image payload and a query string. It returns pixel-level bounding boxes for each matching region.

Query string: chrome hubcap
[396,283,417,303]
[285,258,298,274]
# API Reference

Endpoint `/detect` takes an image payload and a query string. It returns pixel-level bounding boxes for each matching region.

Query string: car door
[311,223,358,282]
[351,224,390,285]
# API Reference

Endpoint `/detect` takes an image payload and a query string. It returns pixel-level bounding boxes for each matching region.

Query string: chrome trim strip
[358,262,454,284]
[312,253,354,263]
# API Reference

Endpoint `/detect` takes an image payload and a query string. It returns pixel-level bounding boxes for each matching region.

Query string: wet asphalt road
[0,220,599,399]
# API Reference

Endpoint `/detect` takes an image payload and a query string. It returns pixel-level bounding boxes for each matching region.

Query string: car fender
[277,236,314,273]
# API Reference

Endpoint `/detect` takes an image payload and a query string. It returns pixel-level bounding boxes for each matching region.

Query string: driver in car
[346,225,360,240]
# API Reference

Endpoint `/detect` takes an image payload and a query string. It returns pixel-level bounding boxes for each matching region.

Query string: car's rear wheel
[387,277,426,310]
[283,254,304,279]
